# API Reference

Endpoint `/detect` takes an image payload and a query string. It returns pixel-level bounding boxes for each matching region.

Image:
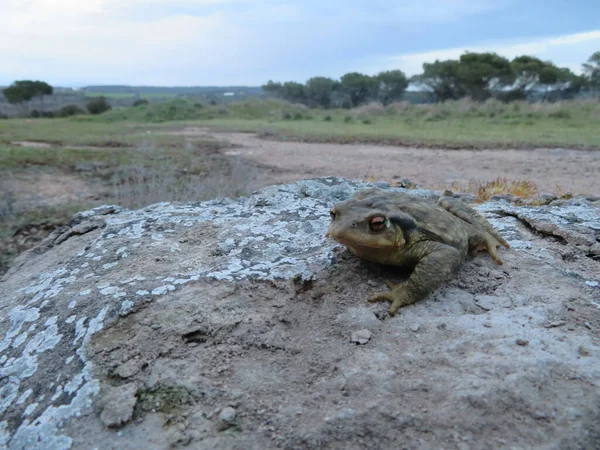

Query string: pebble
[545,321,566,328]
[409,324,420,332]
[217,407,237,430]
[515,338,529,347]
[584,322,592,330]
[578,345,590,357]
[350,329,372,345]
[367,280,379,287]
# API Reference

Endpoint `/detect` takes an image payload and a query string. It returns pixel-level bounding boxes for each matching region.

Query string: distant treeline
[263,51,600,108]
[82,85,264,95]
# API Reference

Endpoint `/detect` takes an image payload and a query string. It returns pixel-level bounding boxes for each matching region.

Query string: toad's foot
[369,285,417,317]
[472,232,510,265]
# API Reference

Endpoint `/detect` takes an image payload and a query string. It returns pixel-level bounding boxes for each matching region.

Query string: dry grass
[449,177,540,202]
[111,142,263,209]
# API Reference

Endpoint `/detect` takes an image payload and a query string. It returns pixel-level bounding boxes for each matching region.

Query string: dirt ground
[211,130,600,195]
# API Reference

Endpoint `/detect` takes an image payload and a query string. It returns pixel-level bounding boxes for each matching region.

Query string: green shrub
[59,104,86,117]
[282,112,292,120]
[362,118,372,124]
[344,115,353,123]
[323,115,332,121]
[293,112,303,120]
[548,109,571,119]
[30,110,41,118]
[86,96,112,115]
[132,98,149,107]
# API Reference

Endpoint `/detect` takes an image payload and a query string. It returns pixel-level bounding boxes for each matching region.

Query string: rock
[409,324,420,332]
[218,406,237,429]
[114,359,143,379]
[99,383,138,428]
[1,177,599,450]
[516,339,529,347]
[350,329,372,345]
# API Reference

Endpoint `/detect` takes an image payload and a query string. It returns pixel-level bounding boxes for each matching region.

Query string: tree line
[263,51,600,107]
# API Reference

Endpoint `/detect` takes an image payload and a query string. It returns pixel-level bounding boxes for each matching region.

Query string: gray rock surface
[1,177,599,449]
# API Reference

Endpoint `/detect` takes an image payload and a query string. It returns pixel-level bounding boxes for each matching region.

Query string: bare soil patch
[172,128,600,195]
[3,171,98,207]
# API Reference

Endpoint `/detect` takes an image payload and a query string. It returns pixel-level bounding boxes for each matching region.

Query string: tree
[86,96,112,114]
[510,55,547,97]
[305,77,338,108]
[32,81,53,114]
[582,51,600,95]
[375,70,408,105]
[456,52,514,101]
[539,65,580,101]
[280,82,306,104]
[2,80,53,115]
[261,80,283,98]
[411,60,465,102]
[340,72,377,106]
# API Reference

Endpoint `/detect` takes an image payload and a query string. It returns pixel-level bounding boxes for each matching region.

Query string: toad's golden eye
[329,208,337,220]
[369,216,386,232]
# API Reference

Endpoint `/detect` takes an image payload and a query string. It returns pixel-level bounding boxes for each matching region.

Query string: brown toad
[326,188,509,316]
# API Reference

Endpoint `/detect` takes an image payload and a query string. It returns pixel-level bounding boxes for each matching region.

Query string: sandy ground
[208,130,600,195]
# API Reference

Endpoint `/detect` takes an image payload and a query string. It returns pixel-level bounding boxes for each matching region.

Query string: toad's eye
[329,208,337,220]
[369,216,387,232]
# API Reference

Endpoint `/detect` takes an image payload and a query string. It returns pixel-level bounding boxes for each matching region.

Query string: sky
[0,0,599,87]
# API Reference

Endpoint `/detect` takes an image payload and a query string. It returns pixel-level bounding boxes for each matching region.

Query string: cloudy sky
[1,0,599,86]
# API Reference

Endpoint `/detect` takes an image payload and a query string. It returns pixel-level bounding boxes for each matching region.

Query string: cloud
[372,30,600,76]
[0,0,596,86]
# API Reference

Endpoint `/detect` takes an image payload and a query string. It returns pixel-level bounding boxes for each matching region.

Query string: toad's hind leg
[438,195,509,264]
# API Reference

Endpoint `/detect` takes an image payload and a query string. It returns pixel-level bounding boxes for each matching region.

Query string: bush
[30,110,41,118]
[282,112,292,120]
[362,118,372,124]
[344,115,353,123]
[86,96,112,115]
[548,109,572,119]
[132,98,149,107]
[293,112,303,120]
[59,104,86,117]
[209,100,217,106]
[323,115,332,121]
[194,102,203,109]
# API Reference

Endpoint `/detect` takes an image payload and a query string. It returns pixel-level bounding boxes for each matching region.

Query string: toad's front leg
[369,243,462,316]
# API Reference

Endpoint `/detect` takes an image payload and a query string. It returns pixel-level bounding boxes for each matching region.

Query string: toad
[326,188,509,316]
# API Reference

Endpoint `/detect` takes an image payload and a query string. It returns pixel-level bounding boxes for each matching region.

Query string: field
[83,92,178,99]
[1,97,599,274]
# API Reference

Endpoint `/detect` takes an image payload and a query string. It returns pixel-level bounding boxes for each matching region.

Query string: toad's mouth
[326,234,396,250]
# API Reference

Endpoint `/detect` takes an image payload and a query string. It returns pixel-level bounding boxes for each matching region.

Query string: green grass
[210,115,600,148]
[86,97,600,148]
[2,97,599,149]
[84,92,177,99]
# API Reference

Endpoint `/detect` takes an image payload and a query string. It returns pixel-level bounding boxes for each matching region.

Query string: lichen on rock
[1,177,599,449]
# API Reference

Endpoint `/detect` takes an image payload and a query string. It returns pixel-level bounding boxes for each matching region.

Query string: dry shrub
[112,142,262,209]
[450,177,539,202]
[351,102,387,118]
[456,97,478,114]
[388,101,411,114]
